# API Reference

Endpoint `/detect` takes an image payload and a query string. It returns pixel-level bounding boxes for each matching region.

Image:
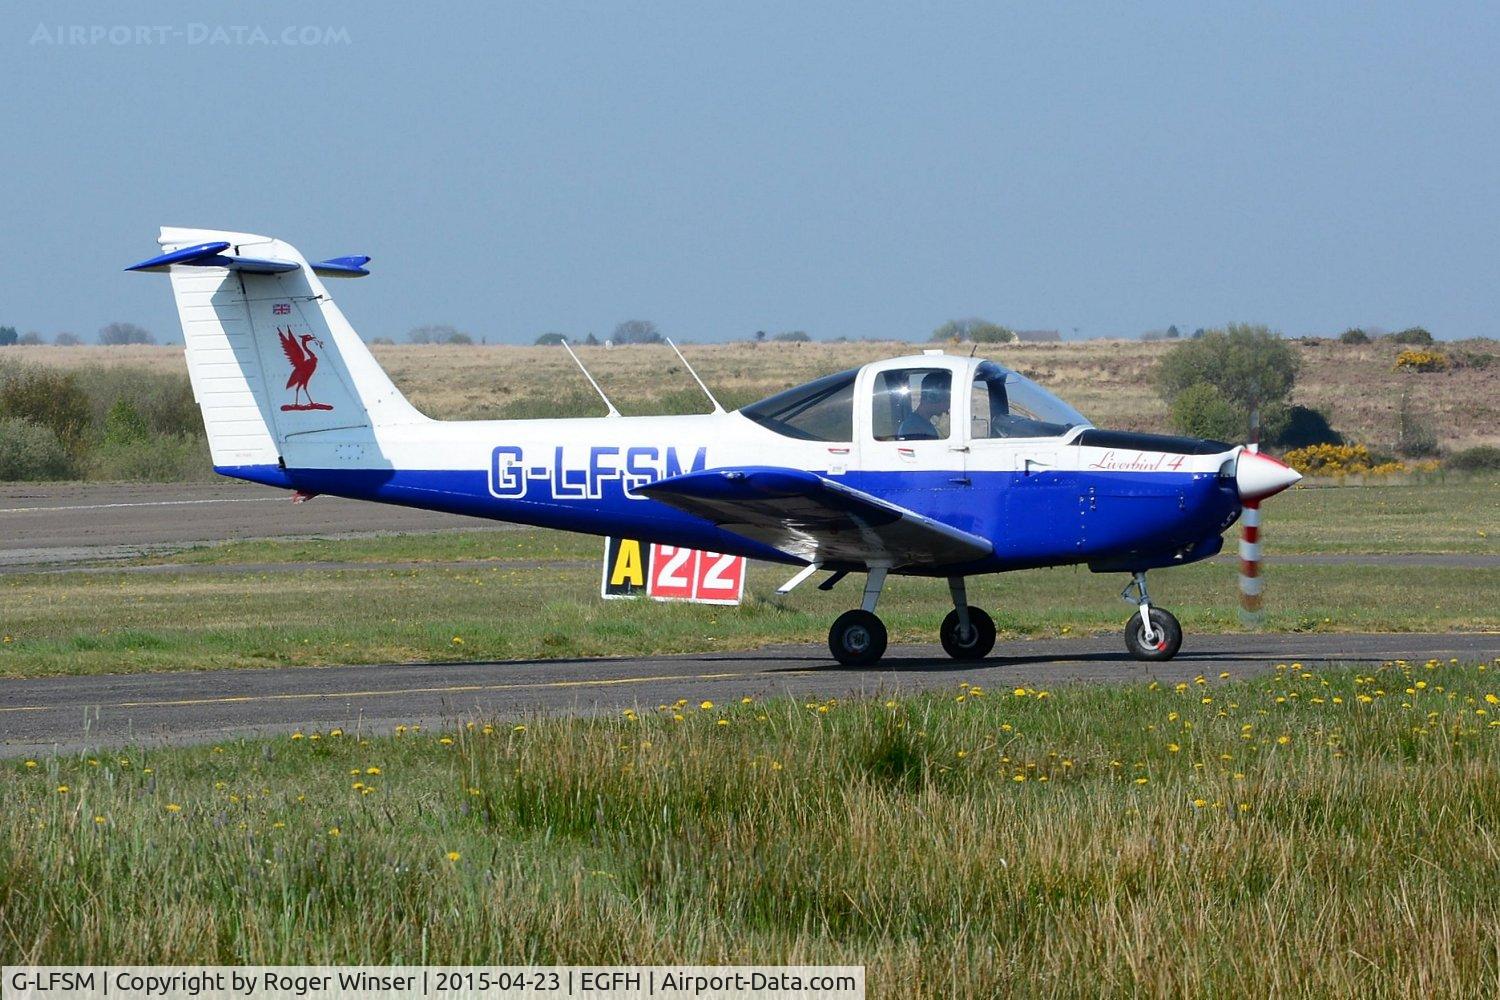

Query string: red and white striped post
[1238,407,1264,627]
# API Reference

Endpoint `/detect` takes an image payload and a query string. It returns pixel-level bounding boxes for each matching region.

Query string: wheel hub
[844,626,870,653]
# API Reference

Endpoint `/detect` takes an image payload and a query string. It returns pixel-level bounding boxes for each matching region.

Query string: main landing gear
[825,570,996,666]
[1121,570,1182,661]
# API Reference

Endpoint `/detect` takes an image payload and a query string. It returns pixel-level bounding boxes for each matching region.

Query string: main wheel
[940,606,996,660]
[1124,607,1182,661]
[828,609,888,666]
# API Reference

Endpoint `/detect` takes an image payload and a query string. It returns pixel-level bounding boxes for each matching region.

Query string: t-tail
[127,227,429,484]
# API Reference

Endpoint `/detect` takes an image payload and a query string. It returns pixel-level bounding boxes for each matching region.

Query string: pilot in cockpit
[897,371,950,440]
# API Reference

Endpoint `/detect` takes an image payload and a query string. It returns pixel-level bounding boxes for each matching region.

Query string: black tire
[1124,607,1183,661]
[940,606,996,660]
[828,609,888,666]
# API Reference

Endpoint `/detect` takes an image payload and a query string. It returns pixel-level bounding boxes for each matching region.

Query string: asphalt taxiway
[3,631,1495,758]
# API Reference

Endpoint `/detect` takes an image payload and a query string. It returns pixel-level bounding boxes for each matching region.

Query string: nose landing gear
[940,576,995,660]
[1122,571,1182,661]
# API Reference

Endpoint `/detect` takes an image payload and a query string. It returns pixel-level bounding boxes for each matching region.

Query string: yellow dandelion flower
[395,725,408,734]
[165,803,182,813]
[512,724,527,733]
[1238,803,1250,813]
[94,815,106,825]
[1013,774,1026,782]
[1277,735,1291,745]
[771,761,783,771]
[716,719,729,727]
[1134,777,1149,785]
[1013,687,1027,697]
[452,636,464,645]
[328,827,340,837]
[272,821,286,829]
[1167,743,1180,753]
[699,700,714,710]
[1485,694,1499,705]
[366,766,381,775]
[741,696,753,704]
[56,785,68,794]
[439,737,454,746]
[23,760,37,769]
[1219,672,1231,680]
[446,851,461,862]
[329,728,342,737]
[291,732,305,741]
[1193,798,1207,808]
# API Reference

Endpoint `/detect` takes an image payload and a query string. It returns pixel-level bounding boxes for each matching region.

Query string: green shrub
[102,399,150,445]
[1156,324,1300,440]
[1391,327,1434,345]
[1447,445,1500,471]
[1338,328,1369,344]
[0,365,92,451]
[1168,383,1244,442]
[0,417,74,480]
[70,366,201,437]
[85,433,212,482]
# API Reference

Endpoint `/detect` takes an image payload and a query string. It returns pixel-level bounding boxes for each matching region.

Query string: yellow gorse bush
[1393,349,1448,372]
[1283,443,1438,477]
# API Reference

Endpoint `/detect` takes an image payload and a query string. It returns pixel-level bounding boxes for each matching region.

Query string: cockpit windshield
[970,362,1091,439]
[740,368,856,441]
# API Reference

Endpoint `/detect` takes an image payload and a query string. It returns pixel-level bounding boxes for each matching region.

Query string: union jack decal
[272,303,291,316]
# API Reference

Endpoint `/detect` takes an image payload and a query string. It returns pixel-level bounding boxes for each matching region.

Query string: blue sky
[4,3,1497,343]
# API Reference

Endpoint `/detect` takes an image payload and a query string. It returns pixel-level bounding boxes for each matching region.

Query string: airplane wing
[638,466,993,569]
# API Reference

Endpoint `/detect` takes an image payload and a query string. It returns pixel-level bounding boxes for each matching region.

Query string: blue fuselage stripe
[218,464,1241,575]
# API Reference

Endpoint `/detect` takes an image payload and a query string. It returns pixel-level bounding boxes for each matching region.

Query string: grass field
[4,659,1497,995]
[10,337,1499,452]
[1,483,1495,679]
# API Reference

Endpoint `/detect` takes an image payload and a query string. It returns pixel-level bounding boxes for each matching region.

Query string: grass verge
[2,559,1496,678]
[3,660,1497,995]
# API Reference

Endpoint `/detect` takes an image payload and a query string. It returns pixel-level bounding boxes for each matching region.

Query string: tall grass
[4,661,1497,996]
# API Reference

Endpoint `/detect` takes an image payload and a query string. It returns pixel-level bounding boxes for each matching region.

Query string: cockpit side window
[872,368,951,441]
[740,369,856,441]
[971,362,1090,439]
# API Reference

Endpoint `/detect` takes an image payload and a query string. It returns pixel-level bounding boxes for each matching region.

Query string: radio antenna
[666,338,724,414]
[561,339,620,417]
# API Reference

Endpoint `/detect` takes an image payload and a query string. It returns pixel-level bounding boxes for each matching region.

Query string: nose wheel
[941,607,996,659]
[1121,571,1182,661]
[940,576,995,660]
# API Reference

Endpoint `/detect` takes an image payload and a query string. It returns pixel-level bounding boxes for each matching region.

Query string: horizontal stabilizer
[126,243,370,278]
[312,255,372,278]
[640,466,993,569]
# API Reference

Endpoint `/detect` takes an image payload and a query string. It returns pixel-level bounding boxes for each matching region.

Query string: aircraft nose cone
[1237,450,1302,503]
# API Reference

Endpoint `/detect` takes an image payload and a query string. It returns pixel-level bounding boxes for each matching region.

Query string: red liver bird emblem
[277,327,333,412]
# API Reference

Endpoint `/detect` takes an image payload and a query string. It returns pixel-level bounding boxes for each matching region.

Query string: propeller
[1234,446,1301,624]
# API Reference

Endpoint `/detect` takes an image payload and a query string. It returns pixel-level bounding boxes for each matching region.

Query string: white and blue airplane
[130,228,1301,666]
